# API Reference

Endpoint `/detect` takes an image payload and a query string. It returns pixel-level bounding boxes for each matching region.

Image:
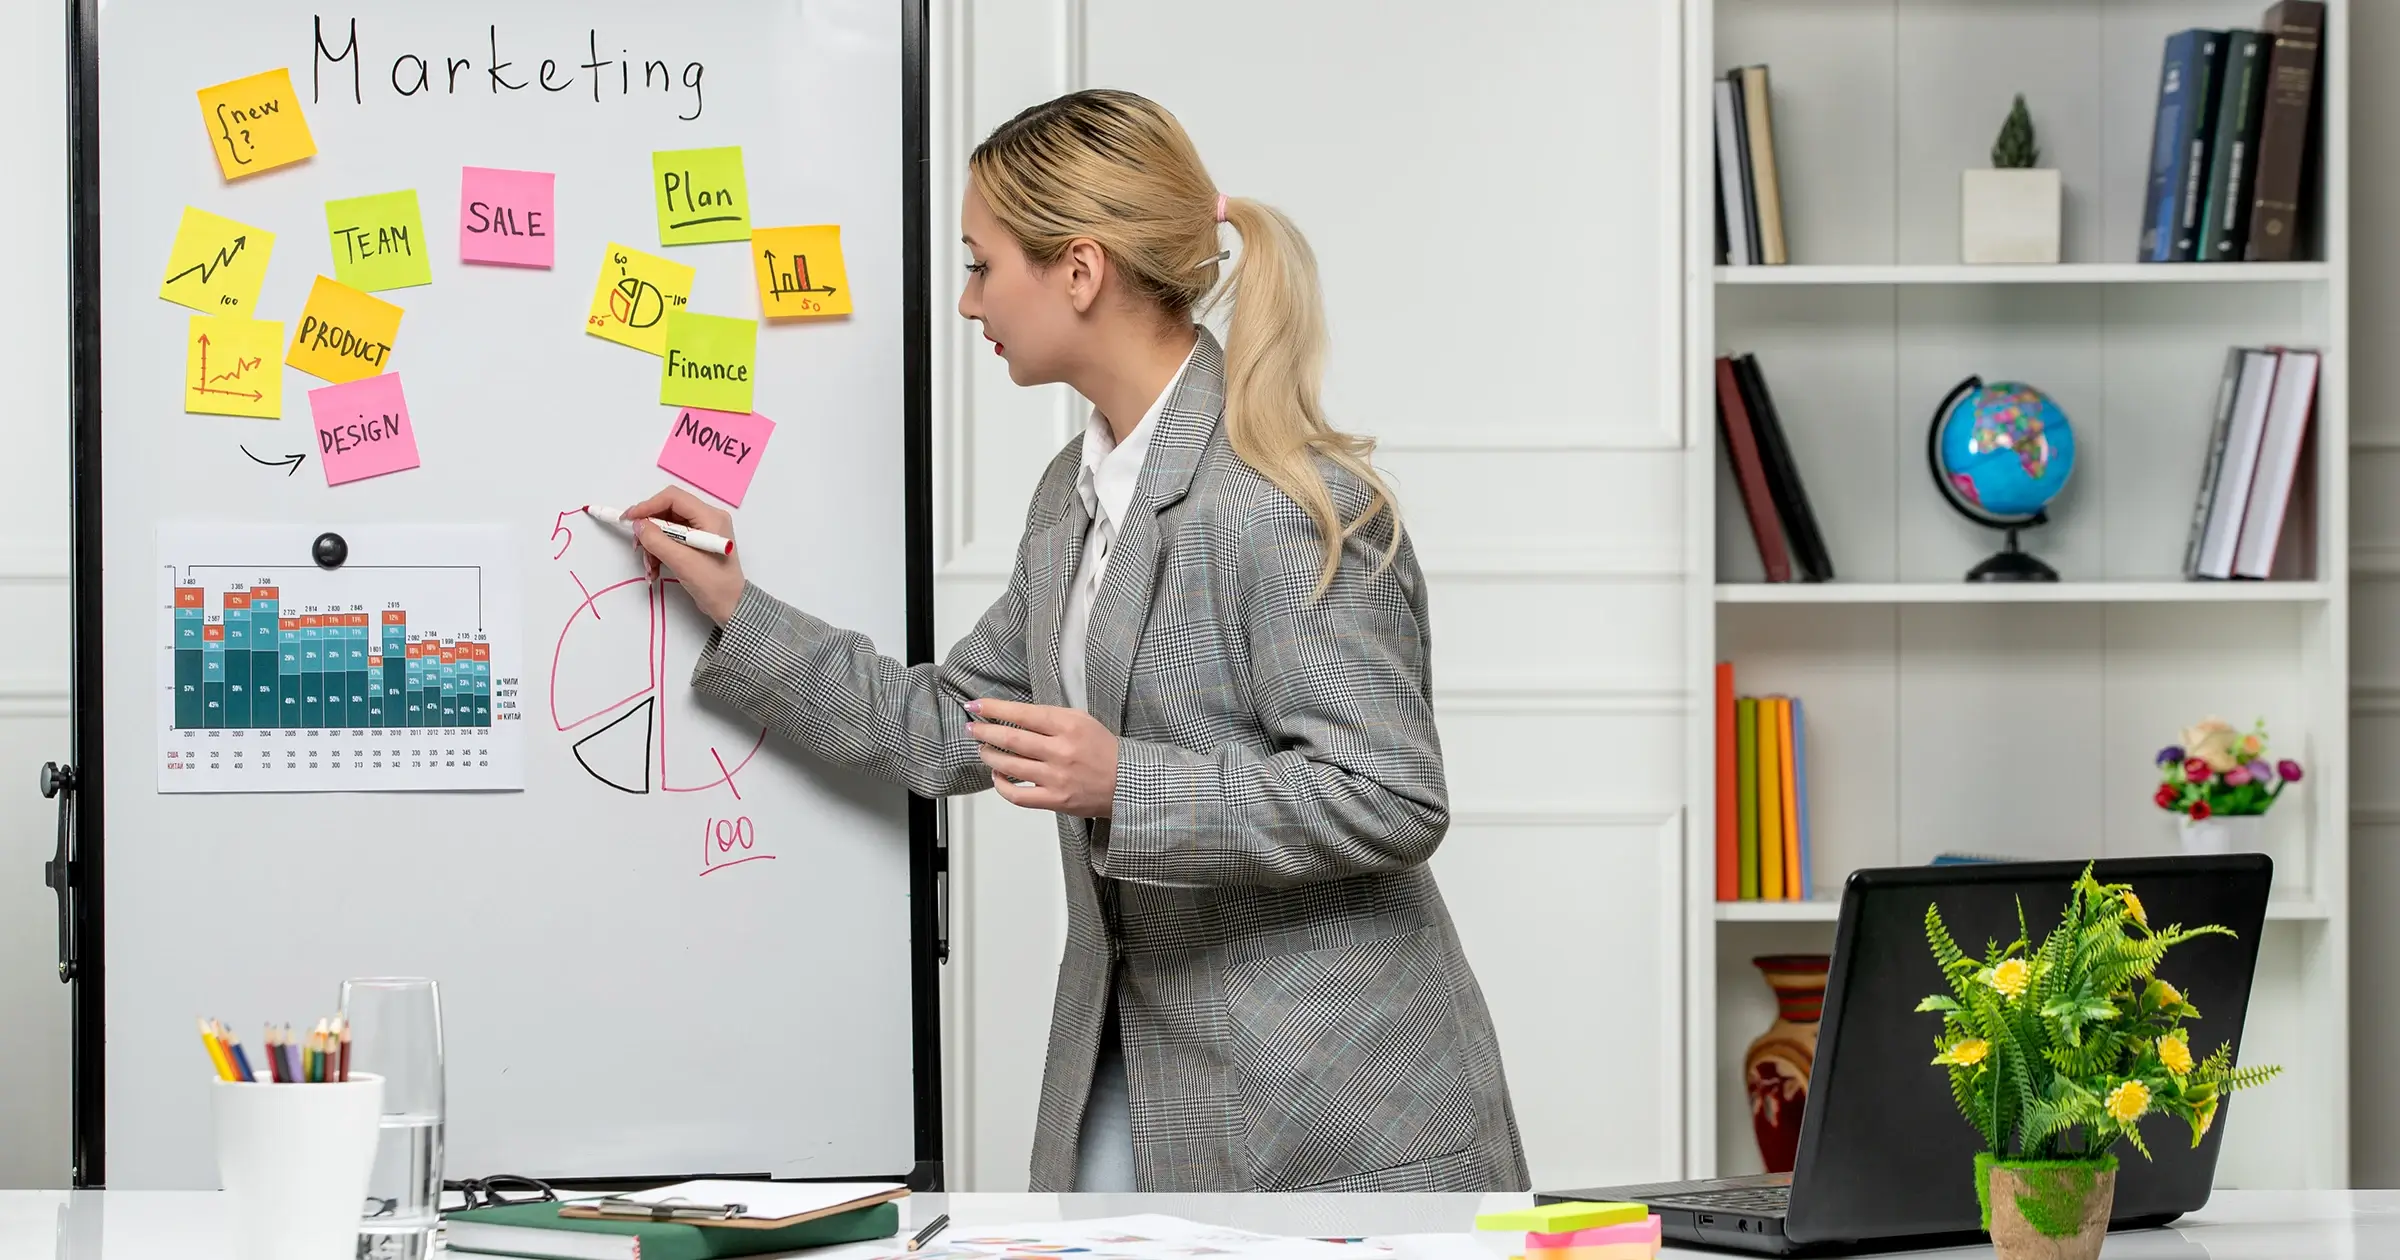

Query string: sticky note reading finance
[286,276,402,385]
[652,147,750,245]
[660,312,758,413]
[184,316,283,419]
[658,407,776,507]
[309,373,420,486]
[159,207,275,315]
[459,166,555,268]
[585,242,694,355]
[196,68,316,180]
[751,225,852,318]
[325,190,432,292]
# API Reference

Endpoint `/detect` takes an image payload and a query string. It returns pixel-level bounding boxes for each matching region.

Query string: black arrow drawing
[166,236,248,288]
[240,445,306,476]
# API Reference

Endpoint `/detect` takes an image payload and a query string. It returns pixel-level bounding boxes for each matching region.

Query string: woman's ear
[1064,237,1108,314]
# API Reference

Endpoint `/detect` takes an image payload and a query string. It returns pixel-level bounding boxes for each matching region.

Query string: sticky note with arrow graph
[159,207,274,315]
[184,315,283,420]
[750,225,852,318]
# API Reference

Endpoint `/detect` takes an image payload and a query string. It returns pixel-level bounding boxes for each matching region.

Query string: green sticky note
[652,146,751,245]
[1474,1203,1647,1233]
[325,190,432,291]
[660,311,757,413]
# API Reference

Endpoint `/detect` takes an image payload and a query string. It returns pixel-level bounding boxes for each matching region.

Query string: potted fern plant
[1962,93,2061,263]
[1918,865,2280,1260]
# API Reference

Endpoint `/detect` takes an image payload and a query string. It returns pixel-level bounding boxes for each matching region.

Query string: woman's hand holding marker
[619,486,747,625]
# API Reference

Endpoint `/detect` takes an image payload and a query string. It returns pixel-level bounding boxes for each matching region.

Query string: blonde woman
[626,89,1528,1193]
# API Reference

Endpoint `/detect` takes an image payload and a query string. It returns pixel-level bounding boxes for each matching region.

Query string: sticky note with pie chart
[585,242,695,356]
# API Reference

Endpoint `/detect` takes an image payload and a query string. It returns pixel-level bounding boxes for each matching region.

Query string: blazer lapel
[1027,494,1088,710]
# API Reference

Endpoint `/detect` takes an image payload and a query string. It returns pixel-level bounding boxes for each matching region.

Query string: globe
[1925,376,2076,581]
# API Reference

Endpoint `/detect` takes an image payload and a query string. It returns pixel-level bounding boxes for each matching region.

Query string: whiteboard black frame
[58,0,945,1190]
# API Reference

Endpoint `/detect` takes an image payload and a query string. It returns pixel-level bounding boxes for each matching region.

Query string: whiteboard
[85,0,936,1188]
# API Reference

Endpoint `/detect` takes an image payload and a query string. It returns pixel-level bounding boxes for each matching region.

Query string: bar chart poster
[156,523,524,793]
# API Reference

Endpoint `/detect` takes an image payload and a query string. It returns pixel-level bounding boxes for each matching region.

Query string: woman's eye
[964,261,988,276]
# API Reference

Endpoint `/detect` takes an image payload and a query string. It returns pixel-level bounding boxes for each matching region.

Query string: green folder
[1736,696,1758,899]
[443,1198,899,1260]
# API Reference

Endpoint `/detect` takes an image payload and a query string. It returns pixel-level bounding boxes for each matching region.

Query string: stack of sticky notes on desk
[1474,1203,1660,1260]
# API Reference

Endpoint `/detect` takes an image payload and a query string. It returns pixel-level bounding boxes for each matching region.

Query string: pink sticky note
[309,373,420,486]
[459,166,555,267]
[657,406,775,506]
[1527,1218,1661,1250]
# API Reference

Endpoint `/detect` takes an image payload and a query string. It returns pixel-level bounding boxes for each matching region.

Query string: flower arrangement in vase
[2153,717,2302,855]
[1919,866,2281,1260]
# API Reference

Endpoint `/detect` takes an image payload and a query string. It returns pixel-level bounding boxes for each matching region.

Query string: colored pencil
[262,1026,280,1082]
[336,1017,351,1083]
[218,1022,256,1083]
[198,1018,236,1082]
[282,1025,299,1084]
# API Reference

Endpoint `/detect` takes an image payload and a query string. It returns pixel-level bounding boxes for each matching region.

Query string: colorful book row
[1714,662,1812,902]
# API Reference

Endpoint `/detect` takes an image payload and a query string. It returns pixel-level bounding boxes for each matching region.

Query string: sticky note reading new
[658,407,776,507]
[652,147,750,245]
[159,207,275,315]
[459,166,555,268]
[286,276,403,384]
[309,373,420,486]
[585,242,695,355]
[751,225,852,318]
[660,312,758,413]
[184,316,283,419]
[196,68,316,180]
[325,190,432,291]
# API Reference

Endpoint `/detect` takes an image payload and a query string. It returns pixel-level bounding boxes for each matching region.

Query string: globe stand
[1928,374,2069,584]
[1967,518,2060,582]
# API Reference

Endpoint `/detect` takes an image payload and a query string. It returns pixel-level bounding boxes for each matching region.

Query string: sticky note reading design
[585,242,695,355]
[184,316,283,419]
[657,407,776,507]
[309,374,420,486]
[325,190,432,291]
[159,207,275,314]
[750,225,852,318]
[651,147,750,245]
[659,312,758,413]
[286,276,403,384]
[196,68,316,180]
[459,167,555,268]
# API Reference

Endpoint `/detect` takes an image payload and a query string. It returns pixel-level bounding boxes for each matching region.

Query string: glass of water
[340,977,445,1260]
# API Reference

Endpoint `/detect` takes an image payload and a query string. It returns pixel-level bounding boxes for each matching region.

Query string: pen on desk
[584,505,736,557]
[908,1213,951,1251]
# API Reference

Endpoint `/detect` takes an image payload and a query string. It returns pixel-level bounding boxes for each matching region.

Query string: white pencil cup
[211,1074,384,1260]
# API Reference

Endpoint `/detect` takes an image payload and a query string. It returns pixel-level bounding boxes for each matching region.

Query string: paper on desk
[602,1179,905,1221]
[869,1215,1396,1260]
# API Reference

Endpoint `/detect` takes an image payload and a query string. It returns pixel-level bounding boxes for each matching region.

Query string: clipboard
[558,1180,910,1231]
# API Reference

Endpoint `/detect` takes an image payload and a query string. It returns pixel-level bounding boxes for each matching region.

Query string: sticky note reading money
[585,242,695,355]
[196,68,316,180]
[659,312,757,413]
[652,147,750,245]
[286,276,403,384]
[459,166,555,268]
[325,190,432,291]
[751,225,852,318]
[308,373,420,486]
[159,207,275,315]
[657,407,776,507]
[185,316,283,419]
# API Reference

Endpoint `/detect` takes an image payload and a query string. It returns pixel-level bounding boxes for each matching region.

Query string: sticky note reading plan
[658,407,776,507]
[309,374,420,486]
[660,312,758,413]
[159,207,275,315]
[184,316,283,419]
[459,166,554,268]
[196,68,316,180]
[585,242,694,355]
[652,147,750,245]
[325,190,432,291]
[751,225,852,318]
[286,276,403,384]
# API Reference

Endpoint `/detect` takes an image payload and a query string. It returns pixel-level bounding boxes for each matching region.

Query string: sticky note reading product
[660,312,758,413]
[196,68,316,180]
[651,147,750,245]
[585,242,695,355]
[658,407,776,507]
[286,276,403,384]
[459,167,555,268]
[325,190,432,291]
[184,316,283,419]
[751,225,853,318]
[159,207,275,314]
[309,373,420,486]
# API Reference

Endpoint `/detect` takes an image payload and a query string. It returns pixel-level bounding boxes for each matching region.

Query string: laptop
[1538,854,2273,1256]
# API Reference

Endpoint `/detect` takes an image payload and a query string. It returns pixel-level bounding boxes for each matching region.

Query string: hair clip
[1192,249,1230,271]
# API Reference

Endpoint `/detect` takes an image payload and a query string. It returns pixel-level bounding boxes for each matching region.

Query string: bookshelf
[1681,0,2349,1194]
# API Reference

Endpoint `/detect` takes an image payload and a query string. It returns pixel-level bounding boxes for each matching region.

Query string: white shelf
[1714,899,2335,923]
[1715,262,2332,286]
[1715,581,2332,605]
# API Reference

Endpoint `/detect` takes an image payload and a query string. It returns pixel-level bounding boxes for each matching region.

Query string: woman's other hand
[625,485,746,624]
[967,698,1119,818]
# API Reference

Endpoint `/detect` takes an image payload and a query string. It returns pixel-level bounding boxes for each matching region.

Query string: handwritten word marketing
[311,19,709,122]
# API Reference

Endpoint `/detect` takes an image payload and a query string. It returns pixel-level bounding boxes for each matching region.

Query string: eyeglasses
[444,1174,560,1212]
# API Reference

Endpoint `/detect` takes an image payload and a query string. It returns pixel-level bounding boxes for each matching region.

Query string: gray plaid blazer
[692,328,1530,1192]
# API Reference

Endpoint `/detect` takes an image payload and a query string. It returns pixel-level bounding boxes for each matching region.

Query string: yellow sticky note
[286,276,403,385]
[158,207,275,315]
[325,190,432,292]
[751,225,853,319]
[652,147,751,245]
[184,316,283,419]
[195,68,316,180]
[660,311,758,413]
[585,242,695,355]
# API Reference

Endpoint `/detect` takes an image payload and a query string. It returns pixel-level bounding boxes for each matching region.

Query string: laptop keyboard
[1640,1184,1793,1215]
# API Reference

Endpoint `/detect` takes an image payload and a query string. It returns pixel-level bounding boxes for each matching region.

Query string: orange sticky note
[751,225,853,318]
[286,276,403,385]
[195,69,316,180]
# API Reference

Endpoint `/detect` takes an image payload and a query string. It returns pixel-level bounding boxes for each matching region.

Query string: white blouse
[1058,344,1196,711]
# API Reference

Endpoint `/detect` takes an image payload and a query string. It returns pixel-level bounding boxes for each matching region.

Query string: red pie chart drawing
[549,568,764,796]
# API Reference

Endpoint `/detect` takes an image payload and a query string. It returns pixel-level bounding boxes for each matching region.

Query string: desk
[1,1190,2394,1259]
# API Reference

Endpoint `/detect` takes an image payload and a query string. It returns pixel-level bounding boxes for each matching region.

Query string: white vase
[1961,168,2062,264]
[2178,812,2265,856]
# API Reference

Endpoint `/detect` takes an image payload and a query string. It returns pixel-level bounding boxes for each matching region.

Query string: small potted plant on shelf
[1918,866,2280,1260]
[2154,717,2302,855]
[1962,93,2062,264]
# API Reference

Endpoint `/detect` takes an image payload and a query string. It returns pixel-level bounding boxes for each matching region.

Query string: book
[2183,348,2248,577]
[2200,30,2273,260]
[1714,79,1755,267]
[2140,30,2211,262]
[2169,31,2229,262]
[1756,696,1784,901]
[2244,1,2325,262]
[1791,696,1812,902]
[1736,696,1760,899]
[1734,355,1835,581]
[1773,697,1799,902]
[1716,662,1739,901]
[445,1199,900,1260]
[2194,348,2280,578]
[2233,347,2319,578]
[1726,70,1765,267]
[1739,65,1788,265]
[1717,356,1792,581]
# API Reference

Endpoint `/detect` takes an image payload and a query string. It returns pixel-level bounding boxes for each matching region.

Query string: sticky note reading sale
[658,407,776,507]
[196,68,316,180]
[286,276,403,384]
[184,316,283,419]
[751,225,852,318]
[585,242,695,355]
[652,146,750,245]
[660,312,758,413]
[459,167,554,268]
[159,207,275,315]
[325,190,432,291]
[309,373,420,486]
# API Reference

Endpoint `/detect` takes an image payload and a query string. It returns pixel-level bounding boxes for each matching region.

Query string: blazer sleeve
[1098,485,1449,889]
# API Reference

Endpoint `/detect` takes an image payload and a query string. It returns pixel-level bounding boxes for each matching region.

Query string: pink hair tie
[1214,193,1229,223]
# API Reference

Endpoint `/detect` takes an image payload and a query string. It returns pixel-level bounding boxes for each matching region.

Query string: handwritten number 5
[549,510,576,560]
